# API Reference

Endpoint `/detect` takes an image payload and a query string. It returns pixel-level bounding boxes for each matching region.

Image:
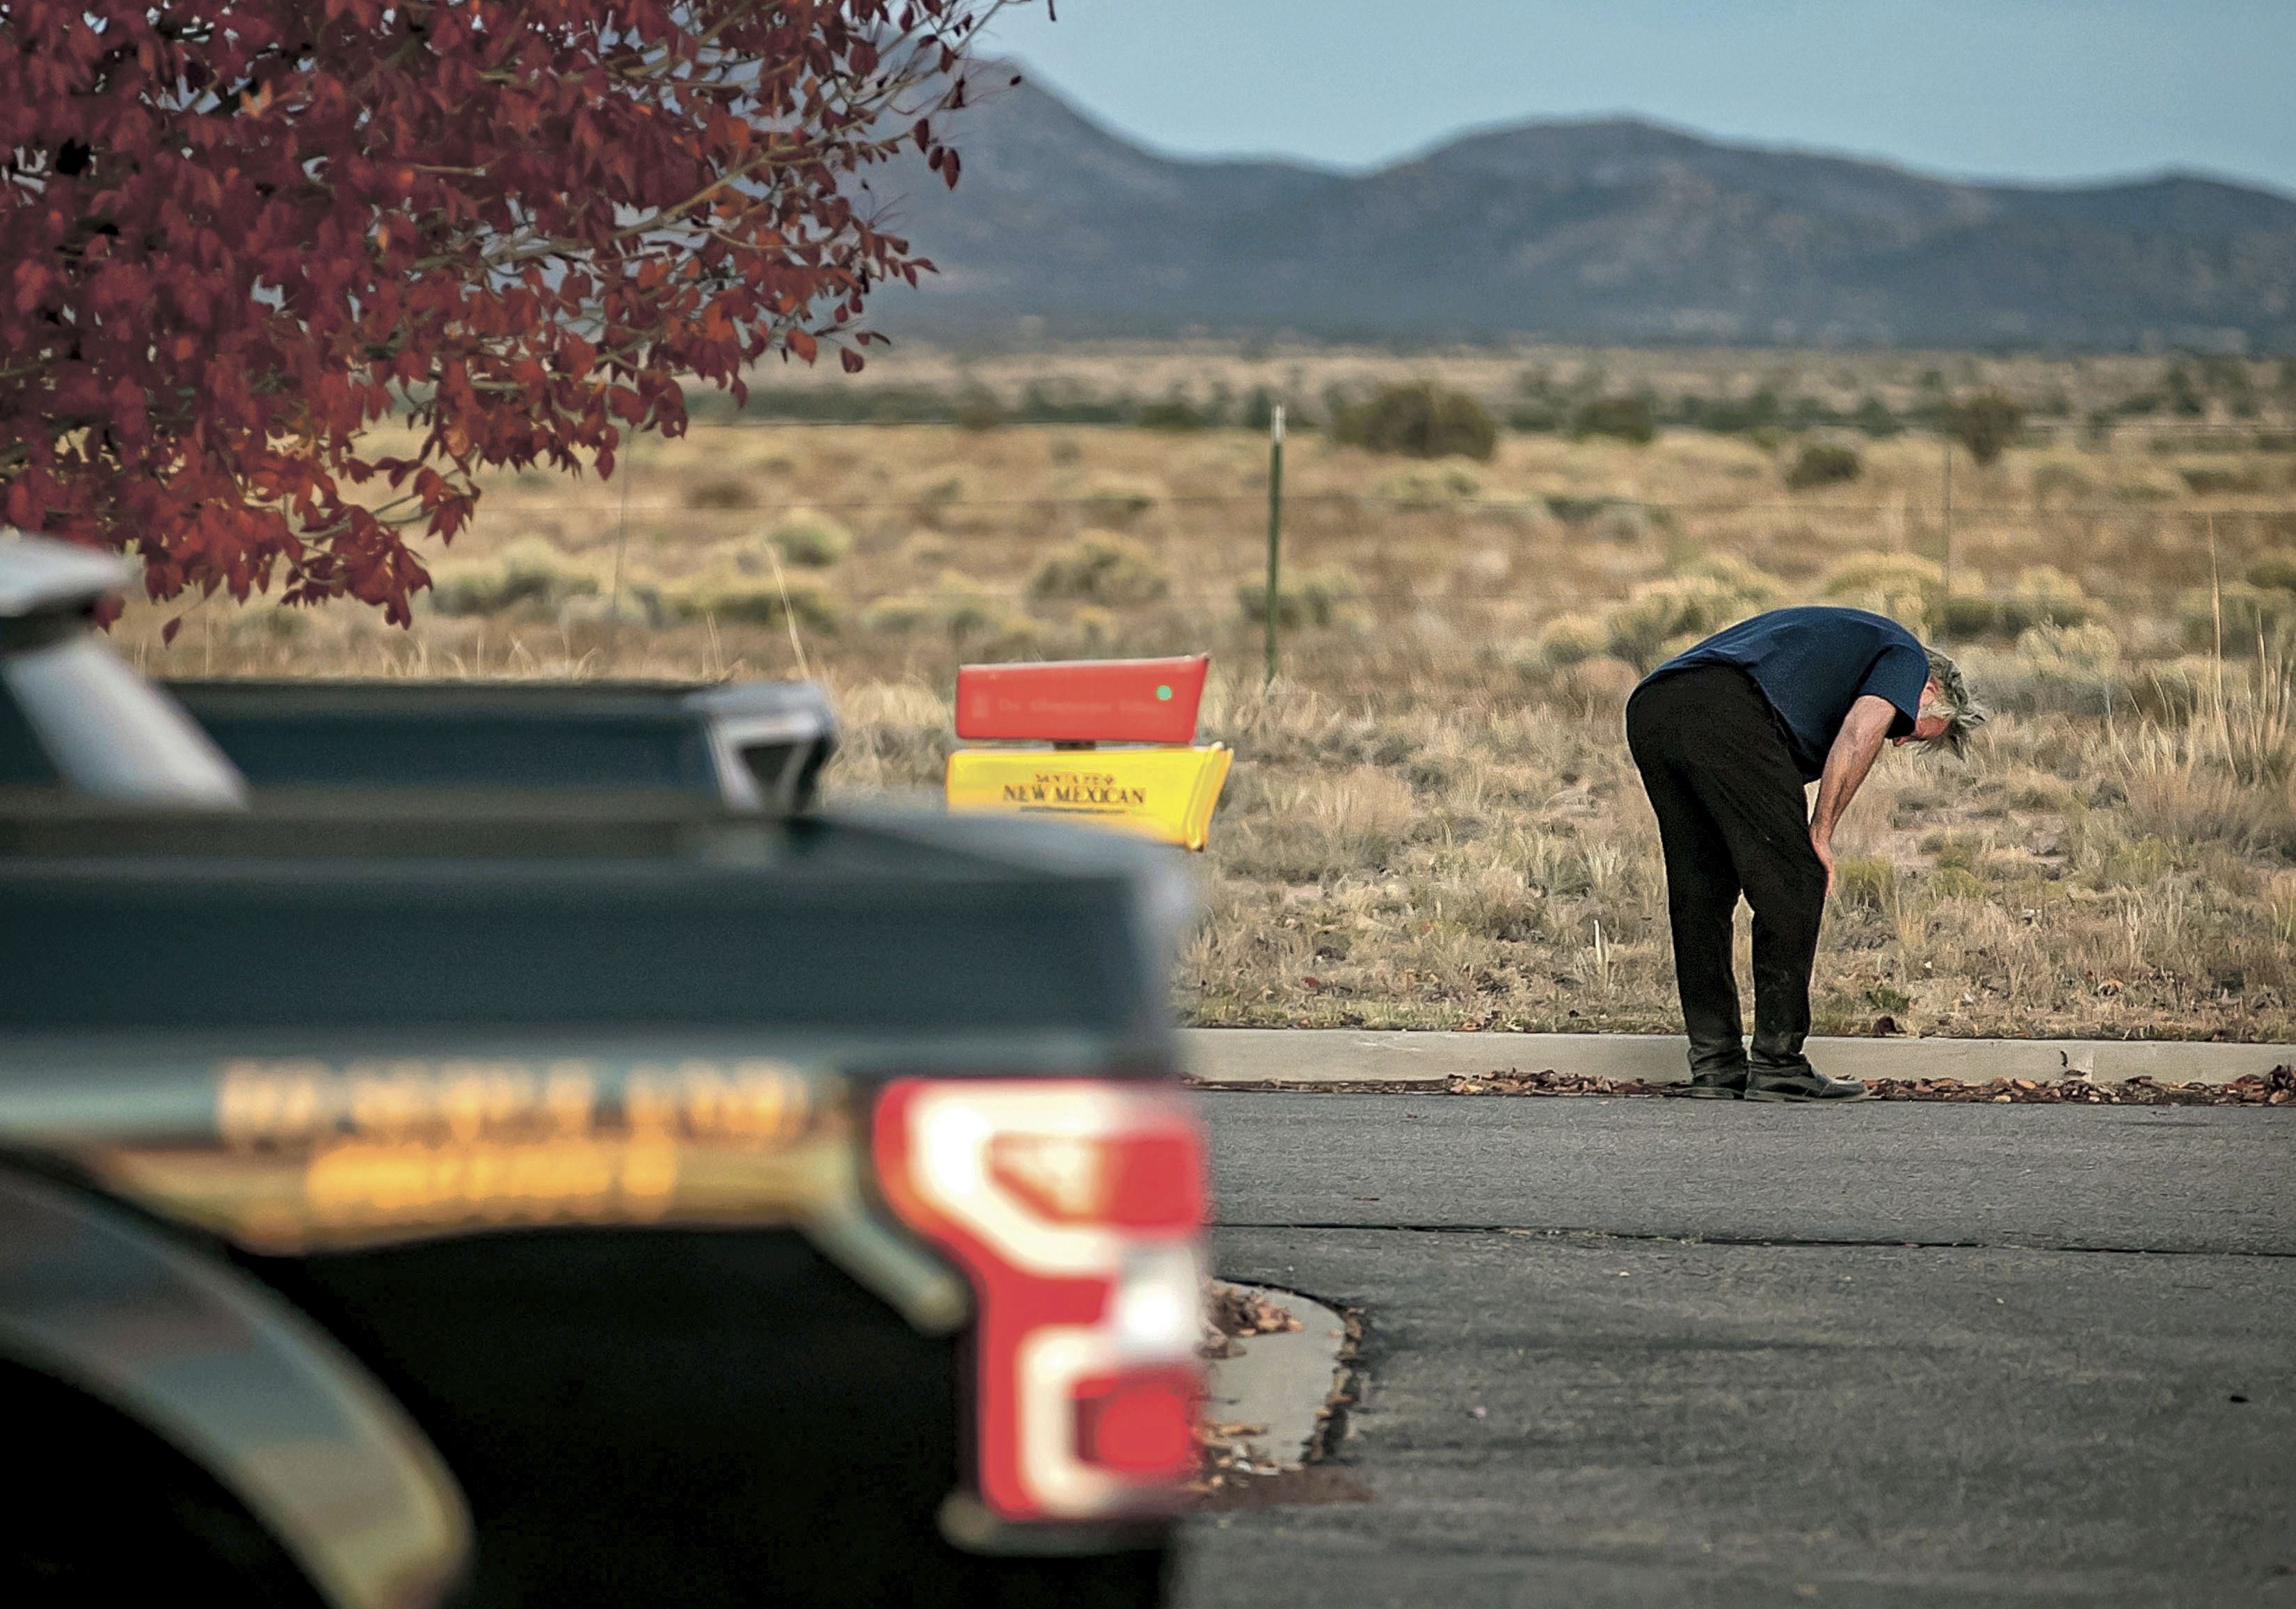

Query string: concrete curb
[1181,1028,2296,1088]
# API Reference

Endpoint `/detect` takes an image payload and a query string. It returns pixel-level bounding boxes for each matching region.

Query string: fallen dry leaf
[1438,1065,2296,1106]
[1189,1068,2296,1105]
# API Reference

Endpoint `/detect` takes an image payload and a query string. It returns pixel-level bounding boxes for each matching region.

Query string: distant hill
[866,70,2296,351]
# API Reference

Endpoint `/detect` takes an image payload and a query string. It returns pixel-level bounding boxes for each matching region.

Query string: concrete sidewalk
[1180,1028,2296,1087]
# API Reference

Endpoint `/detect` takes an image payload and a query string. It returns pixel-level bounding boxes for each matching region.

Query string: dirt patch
[1187,1066,2296,1105]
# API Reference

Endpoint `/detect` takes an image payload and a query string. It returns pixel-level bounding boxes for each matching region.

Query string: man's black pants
[1625,665,1826,1074]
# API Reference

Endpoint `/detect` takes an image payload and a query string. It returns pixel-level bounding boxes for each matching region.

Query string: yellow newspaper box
[944,746,1233,851]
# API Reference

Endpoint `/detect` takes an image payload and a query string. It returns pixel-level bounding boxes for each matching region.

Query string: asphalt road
[1174,1094,2296,1609]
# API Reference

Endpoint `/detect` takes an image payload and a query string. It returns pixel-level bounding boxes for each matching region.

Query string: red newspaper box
[954,655,1209,746]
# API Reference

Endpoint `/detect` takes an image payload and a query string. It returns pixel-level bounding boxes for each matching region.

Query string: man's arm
[1808,694,1899,897]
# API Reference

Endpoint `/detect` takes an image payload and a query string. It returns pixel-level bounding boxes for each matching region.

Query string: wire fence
[463,488,2296,609]
[466,492,2296,518]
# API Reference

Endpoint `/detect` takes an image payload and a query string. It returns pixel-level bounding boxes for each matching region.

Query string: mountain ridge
[870,70,2296,351]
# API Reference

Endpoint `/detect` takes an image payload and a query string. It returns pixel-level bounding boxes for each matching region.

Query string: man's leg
[1627,694,1747,1088]
[1739,835,1828,1069]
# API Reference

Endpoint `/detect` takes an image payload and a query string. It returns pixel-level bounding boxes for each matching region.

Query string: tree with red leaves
[0,1,1010,627]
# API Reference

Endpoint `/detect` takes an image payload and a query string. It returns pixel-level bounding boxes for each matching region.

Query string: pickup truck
[0,670,836,813]
[0,536,1204,1608]
[0,532,831,812]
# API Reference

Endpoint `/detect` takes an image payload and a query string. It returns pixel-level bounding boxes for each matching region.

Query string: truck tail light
[1073,1367,1200,1477]
[872,1080,1206,1523]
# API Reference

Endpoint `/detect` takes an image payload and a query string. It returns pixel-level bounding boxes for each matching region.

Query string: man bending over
[1625,605,1987,1102]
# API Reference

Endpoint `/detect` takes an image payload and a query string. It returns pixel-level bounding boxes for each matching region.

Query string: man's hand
[1810,828,1837,899]
[1809,694,1897,900]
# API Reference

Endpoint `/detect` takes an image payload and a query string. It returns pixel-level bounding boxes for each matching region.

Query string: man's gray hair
[1922,646,1989,758]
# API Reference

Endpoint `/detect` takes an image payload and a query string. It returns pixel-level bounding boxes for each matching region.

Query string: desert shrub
[906,467,987,529]
[1601,584,1705,671]
[1922,866,1992,905]
[952,382,1003,432]
[861,572,1034,645]
[1970,623,2127,717]
[1851,396,1902,438]
[1602,562,1776,671]
[1030,531,1170,605]
[1506,401,1565,433]
[1998,566,2094,632]
[662,570,840,632]
[1550,655,1642,713]
[1589,503,1657,543]
[1332,382,1496,461]
[924,572,1014,639]
[426,561,511,616]
[1449,862,1551,943]
[1923,833,1981,873]
[427,537,599,616]
[1671,553,1780,607]
[1785,442,1862,489]
[2178,583,2296,653]
[1835,855,1896,910]
[898,531,951,568]
[858,596,930,635]
[1138,394,1209,432]
[1545,494,1627,526]
[1940,593,2001,638]
[1571,394,1656,445]
[1821,550,1940,599]
[495,538,601,602]
[2030,462,2095,503]
[1078,474,1164,525]
[1942,391,2024,466]
[1648,629,1707,666]
[2180,465,2260,495]
[1819,551,1940,630]
[683,477,757,511]
[223,605,306,643]
[765,509,853,568]
[2094,834,2176,889]
[1062,605,1120,653]
[1373,463,1483,509]
[1237,563,1367,630]
[1531,612,1610,672]
[2247,550,2296,593]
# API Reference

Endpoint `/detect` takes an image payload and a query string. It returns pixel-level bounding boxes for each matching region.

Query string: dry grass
[111,349,2296,1042]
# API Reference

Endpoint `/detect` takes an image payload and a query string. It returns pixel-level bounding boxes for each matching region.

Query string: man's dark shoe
[1745,1063,1868,1103]
[1682,1069,1748,1099]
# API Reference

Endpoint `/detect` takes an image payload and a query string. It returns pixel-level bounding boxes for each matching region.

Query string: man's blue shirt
[1641,606,1929,782]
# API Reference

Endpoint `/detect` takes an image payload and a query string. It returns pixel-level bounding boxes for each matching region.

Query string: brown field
[114,345,2296,1043]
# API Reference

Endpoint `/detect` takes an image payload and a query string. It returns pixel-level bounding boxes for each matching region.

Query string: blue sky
[979,0,2296,194]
